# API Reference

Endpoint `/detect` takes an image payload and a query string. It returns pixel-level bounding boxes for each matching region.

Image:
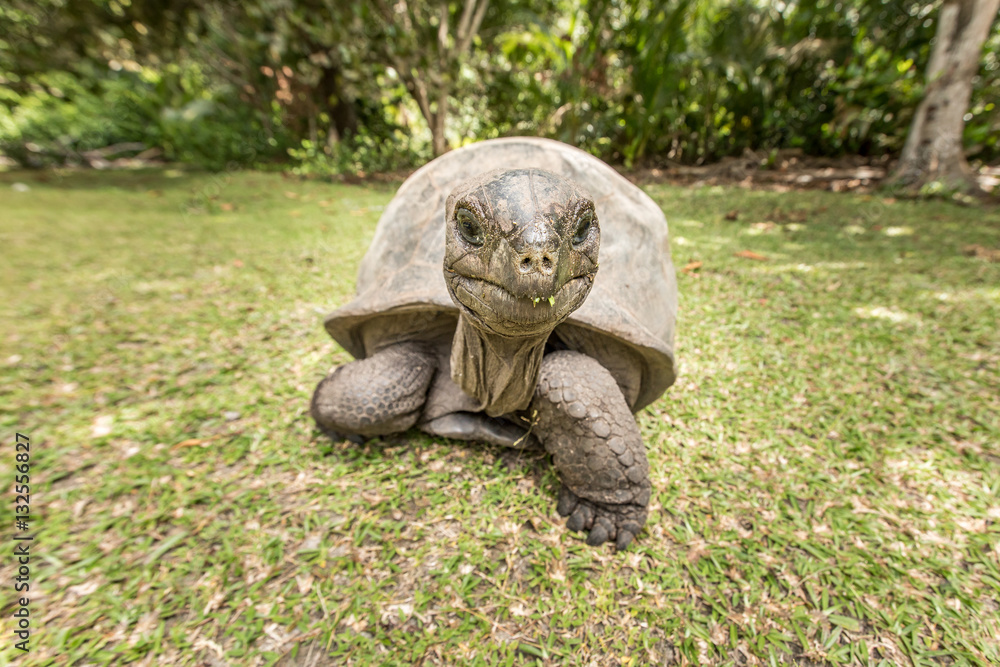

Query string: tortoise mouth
[446,272,594,336]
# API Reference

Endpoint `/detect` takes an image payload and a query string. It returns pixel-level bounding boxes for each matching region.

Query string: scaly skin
[311,342,436,437]
[529,350,651,549]
[313,345,651,549]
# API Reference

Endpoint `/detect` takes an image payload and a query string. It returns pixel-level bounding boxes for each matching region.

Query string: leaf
[828,614,861,632]
[725,210,740,221]
[750,222,777,233]
[91,415,114,438]
[734,250,768,261]
[516,643,546,658]
[295,573,314,594]
[171,435,222,450]
[963,244,1000,262]
[144,530,189,564]
[682,260,703,274]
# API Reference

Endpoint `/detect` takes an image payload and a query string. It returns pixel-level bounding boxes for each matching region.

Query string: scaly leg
[311,342,436,438]
[530,351,651,549]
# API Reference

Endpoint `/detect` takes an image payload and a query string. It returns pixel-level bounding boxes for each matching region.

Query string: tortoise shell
[323,137,677,411]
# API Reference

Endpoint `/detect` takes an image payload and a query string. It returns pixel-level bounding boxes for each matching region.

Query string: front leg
[311,342,436,438]
[530,351,651,549]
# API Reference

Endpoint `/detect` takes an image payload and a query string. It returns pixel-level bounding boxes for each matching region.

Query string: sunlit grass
[1,169,998,665]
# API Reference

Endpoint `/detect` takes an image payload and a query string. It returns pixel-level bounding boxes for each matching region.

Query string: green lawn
[1,168,998,666]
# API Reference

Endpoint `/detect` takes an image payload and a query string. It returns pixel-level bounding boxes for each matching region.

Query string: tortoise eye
[572,209,594,245]
[456,208,484,246]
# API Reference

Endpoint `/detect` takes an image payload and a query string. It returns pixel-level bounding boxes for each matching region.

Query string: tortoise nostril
[519,252,554,275]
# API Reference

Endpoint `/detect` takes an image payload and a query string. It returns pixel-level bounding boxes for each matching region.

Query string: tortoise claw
[566,503,594,533]
[615,529,637,550]
[557,485,580,517]
[318,427,367,446]
[558,487,647,551]
[586,516,616,546]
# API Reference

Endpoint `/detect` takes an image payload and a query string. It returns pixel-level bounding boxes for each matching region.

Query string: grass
[1,167,998,666]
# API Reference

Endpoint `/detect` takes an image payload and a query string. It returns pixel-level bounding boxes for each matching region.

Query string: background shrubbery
[1,0,998,174]
[0,64,288,170]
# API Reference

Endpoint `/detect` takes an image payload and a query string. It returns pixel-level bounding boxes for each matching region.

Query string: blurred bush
[1,0,997,170]
[288,128,430,178]
[0,68,148,167]
[0,63,286,170]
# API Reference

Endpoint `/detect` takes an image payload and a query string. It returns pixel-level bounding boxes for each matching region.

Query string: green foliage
[0,68,147,166]
[144,63,286,171]
[1,0,998,168]
[967,26,1000,161]
[533,0,950,165]
[288,128,430,178]
[0,61,287,170]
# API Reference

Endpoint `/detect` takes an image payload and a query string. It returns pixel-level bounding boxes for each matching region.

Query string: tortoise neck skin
[450,314,549,417]
[442,168,600,415]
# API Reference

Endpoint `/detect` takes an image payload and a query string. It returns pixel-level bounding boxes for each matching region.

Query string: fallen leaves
[749,221,777,233]
[963,244,1000,262]
[681,260,703,274]
[203,589,226,615]
[768,207,810,223]
[295,573,314,594]
[734,250,768,261]
[171,434,224,451]
[853,305,918,324]
[91,415,114,438]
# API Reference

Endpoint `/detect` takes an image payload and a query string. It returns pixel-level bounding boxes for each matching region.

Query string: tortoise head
[444,168,599,337]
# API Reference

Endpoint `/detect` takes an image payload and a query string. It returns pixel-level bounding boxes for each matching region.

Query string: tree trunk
[431,91,449,156]
[372,0,488,157]
[317,65,358,141]
[398,69,447,155]
[887,0,1000,195]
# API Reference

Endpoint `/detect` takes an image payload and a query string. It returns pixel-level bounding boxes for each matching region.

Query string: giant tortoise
[312,137,677,549]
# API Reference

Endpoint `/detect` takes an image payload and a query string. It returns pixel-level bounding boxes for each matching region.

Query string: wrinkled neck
[450,314,551,417]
